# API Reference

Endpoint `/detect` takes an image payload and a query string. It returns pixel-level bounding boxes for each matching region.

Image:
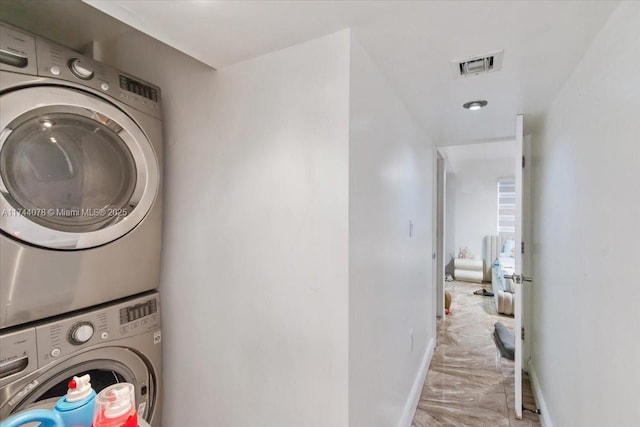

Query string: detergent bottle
[0,409,63,427]
[92,383,137,427]
[53,374,97,427]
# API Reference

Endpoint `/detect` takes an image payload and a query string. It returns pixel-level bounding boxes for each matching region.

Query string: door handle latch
[504,274,533,284]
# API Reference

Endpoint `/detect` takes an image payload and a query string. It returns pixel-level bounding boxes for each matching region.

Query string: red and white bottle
[91,383,137,427]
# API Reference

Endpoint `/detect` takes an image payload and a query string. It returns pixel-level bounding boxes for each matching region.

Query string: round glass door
[0,86,159,249]
[17,367,128,411]
[3,350,156,423]
[1,112,137,232]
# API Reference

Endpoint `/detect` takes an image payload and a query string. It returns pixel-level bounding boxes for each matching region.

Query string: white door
[513,114,532,419]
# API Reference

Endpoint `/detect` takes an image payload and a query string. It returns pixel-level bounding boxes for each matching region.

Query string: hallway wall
[348,35,434,427]
[106,23,436,427]
[531,2,640,426]
[104,28,352,427]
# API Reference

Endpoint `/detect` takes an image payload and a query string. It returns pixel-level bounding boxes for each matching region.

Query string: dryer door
[0,86,159,249]
[0,347,156,423]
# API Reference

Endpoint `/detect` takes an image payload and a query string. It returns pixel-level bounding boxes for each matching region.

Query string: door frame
[514,114,535,420]
[522,134,533,371]
[435,151,446,319]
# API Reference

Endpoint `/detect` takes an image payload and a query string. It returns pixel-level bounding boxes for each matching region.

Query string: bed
[483,236,516,316]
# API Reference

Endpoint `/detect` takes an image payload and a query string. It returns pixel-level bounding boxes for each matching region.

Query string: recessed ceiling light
[463,100,488,111]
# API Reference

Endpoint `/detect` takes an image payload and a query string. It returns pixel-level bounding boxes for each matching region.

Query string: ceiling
[0,1,139,52]
[82,0,618,146]
[439,139,515,174]
[2,0,619,147]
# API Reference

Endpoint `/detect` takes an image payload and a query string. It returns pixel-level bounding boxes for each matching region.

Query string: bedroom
[438,140,517,313]
[427,138,540,423]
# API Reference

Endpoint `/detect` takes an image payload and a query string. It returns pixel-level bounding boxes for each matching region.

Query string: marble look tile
[412,281,541,426]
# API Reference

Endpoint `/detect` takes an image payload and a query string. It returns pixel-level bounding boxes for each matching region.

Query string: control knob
[68,58,94,80]
[68,322,94,345]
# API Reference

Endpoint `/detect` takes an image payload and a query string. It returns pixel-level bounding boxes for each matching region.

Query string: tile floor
[411,281,541,427]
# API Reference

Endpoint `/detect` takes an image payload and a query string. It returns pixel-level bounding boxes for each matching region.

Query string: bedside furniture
[454,258,484,283]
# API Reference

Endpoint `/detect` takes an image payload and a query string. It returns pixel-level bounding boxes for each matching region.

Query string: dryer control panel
[34,292,161,368]
[0,24,37,75]
[0,22,162,120]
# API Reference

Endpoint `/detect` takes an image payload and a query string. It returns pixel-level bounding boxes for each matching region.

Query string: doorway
[435,140,516,322]
[426,132,537,423]
[418,139,542,425]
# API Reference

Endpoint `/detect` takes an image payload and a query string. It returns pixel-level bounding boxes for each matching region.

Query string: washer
[0,291,162,426]
[0,23,163,329]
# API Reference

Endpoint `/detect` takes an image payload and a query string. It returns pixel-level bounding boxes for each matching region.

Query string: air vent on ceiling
[452,50,504,78]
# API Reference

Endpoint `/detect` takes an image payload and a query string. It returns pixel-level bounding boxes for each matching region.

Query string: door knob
[503,274,533,284]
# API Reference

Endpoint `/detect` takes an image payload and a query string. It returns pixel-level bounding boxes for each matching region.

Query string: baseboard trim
[528,360,553,427]
[398,337,435,427]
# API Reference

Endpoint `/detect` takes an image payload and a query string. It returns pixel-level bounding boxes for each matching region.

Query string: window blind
[497,177,515,237]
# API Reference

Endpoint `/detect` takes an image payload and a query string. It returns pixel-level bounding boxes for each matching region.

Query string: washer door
[1,347,156,422]
[0,86,159,249]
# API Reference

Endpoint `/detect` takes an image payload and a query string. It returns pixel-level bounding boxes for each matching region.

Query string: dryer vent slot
[0,48,28,68]
[0,356,29,379]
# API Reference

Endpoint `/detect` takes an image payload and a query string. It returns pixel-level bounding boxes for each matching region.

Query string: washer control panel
[68,321,95,345]
[0,328,37,387]
[35,292,161,367]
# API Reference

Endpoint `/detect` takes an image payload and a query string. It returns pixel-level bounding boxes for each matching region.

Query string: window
[497,177,515,237]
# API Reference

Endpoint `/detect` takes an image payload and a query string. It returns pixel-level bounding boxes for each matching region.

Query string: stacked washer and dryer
[0,23,164,426]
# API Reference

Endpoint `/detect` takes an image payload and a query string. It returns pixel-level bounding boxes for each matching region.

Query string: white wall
[348,36,434,427]
[104,30,351,427]
[531,2,640,426]
[108,28,438,427]
[445,157,514,262]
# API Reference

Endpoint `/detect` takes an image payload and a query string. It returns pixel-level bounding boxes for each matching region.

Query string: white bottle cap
[102,384,133,418]
[66,374,92,402]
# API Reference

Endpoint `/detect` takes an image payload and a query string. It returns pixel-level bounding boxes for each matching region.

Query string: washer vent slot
[452,50,504,78]
[0,356,29,379]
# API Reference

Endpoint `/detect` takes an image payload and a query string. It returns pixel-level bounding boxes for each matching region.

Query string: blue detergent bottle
[53,374,97,427]
[0,409,63,427]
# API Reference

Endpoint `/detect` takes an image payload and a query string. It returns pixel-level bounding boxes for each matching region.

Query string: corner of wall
[348,31,435,427]
[398,337,435,427]
[527,360,553,427]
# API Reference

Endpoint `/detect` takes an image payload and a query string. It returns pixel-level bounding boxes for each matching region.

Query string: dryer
[0,23,163,328]
[0,291,162,426]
